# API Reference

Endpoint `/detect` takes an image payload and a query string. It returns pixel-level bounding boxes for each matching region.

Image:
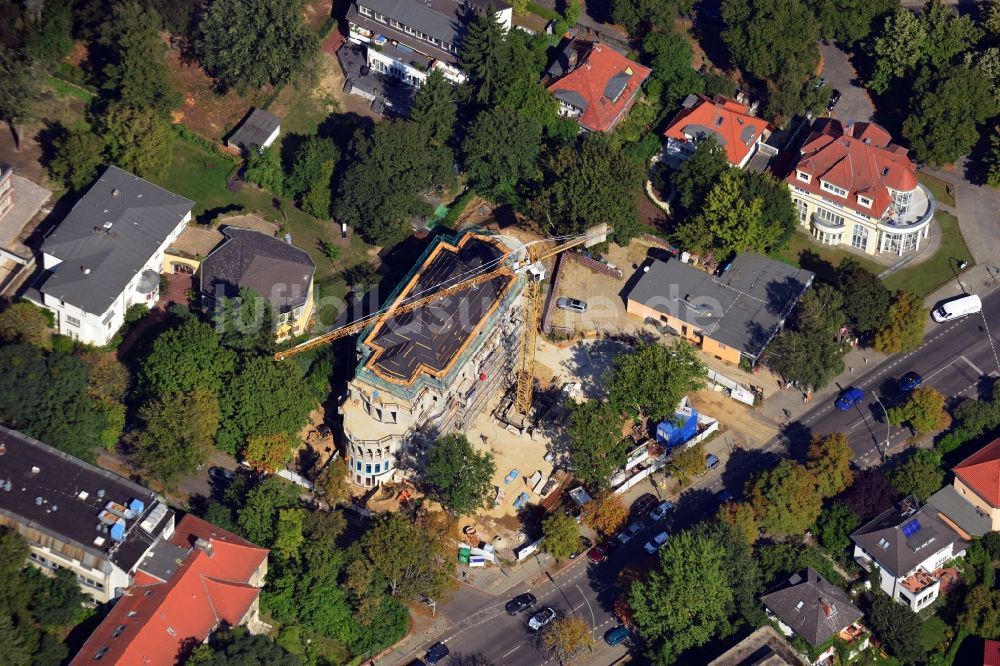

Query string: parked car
[630,493,658,518]
[705,453,721,470]
[618,520,646,545]
[587,542,611,564]
[604,625,631,646]
[827,89,842,112]
[649,500,674,522]
[643,531,669,554]
[425,642,449,664]
[208,466,236,483]
[569,536,592,560]
[556,297,588,312]
[898,371,923,392]
[505,592,537,615]
[834,387,865,411]
[528,607,557,631]
[759,452,782,470]
[716,489,734,505]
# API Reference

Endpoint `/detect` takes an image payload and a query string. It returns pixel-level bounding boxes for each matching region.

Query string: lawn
[920,615,950,653]
[919,172,957,207]
[772,231,883,283]
[884,212,972,298]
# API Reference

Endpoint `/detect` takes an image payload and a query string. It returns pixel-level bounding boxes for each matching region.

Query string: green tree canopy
[286,136,339,216]
[609,341,707,422]
[541,511,581,560]
[567,400,626,489]
[809,0,896,45]
[835,259,892,334]
[629,528,734,662]
[0,301,52,350]
[874,290,928,354]
[188,627,302,665]
[868,8,928,94]
[359,513,453,599]
[868,592,925,663]
[49,127,106,192]
[814,502,861,556]
[767,285,849,390]
[642,29,705,108]
[216,356,316,455]
[672,136,729,214]
[243,144,286,196]
[0,45,42,146]
[139,318,237,398]
[25,0,74,65]
[236,477,301,547]
[459,3,510,105]
[612,0,691,36]
[920,0,982,68]
[887,385,951,434]
[889,449,944,501]
[462,106,541,200]
[101,103,173,179]
[424,434,496,515]
[410,69,456,147]
[132,387,221,487]
[749,461,822,536]
[197,0,319,91]
[807,432,854,497]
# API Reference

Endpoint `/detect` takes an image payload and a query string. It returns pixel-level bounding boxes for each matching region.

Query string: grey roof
[604,70,631,102]
[199,227,315,314]
[135,538,189,583]
[227,108,281,152]
[0,425,174,575]
[761,568,863,647]
[626,255,814,359]
[851,496,966,577]
[683,123,728,145]
[37,166,193,315]
[926,484,992,537]
[553,89,589,111]
[708,626,809,666]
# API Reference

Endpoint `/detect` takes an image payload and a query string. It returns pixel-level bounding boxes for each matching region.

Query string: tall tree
[672,136,729,214]
[243,433,295,474]
[0,301,52,350]
[919,0,982,67]
[838,468,899,520]
[139,318,237,398]
[568,400,626,489]
[581,492,629,536]
[424,434,496,515]
[868,8,927,94]
[286,136,338,217]
[722,0,820,90]
[99,0,180,115]
[835,259,892,334]
[642,29,705,108]
[608,341,706,422]
[236,477,301,547]
[717,501,759,546]
[809,0,896,45]
[101,103,173,179]
[243,144,286,196]
[25,0,74,65]
[889,449,944,500]
[541,511,581,560]
[132,387,220,486]
[410,69,456,147]
[814,502,861,555]
[197,0,319,91]
[49,127,106,191]
[612,0,691,36]
[629,529,734,662]
[807,432,854,497]
[462,106,541,200]
[874,290,928,353]
[868,593,925,663]
[767,285,849,390]
[459,3,510,104]
[0,45,41,151]
[543,617,594,662]
[888,386,951,434]
[749,461,822,536]
[359,513,453,599]
[682,170,770,256]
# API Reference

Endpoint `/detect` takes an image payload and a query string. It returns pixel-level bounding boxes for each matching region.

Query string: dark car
[759,452,782,470]
[569,536,592,559]
[630,493,658,518]
[898,371,923,392]
[208,466,236,483]
[505,592,537,615]
[827,89,842,112]
[605,625,631,646]
[835,387,865,411]
[425,642,449,664]
[587,540,616,563]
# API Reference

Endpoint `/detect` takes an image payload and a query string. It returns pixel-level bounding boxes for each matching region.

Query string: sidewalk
[376,608,448,666]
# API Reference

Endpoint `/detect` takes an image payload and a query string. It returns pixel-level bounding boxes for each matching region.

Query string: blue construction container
[110,522,126,542]
[656,409,699,448]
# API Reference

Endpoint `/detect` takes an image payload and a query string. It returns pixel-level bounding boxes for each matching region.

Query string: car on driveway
[618,520,646,544]
[505,592,537,615]
[208,466,236,484]
[528,607,557,631]
[643,531,669,554]
[605,625,631,646]
[898,372,923,392]
[630,493,658,518]
[649,500,674,522]
[827,89,842,112]
[556,297,588,312]
[425,642,449,664]
[835,387,865,411]
[705,453,721,470]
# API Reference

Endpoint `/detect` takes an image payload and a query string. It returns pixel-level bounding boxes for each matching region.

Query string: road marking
[502,646,520,658]
[962,355,986,377]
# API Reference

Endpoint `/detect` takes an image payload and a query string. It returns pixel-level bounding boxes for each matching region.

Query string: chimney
[194,537,214,557]
[112,189,121,197]
[821,599,835,617]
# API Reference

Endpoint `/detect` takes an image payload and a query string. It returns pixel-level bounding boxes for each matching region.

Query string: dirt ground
[687,388,780,448]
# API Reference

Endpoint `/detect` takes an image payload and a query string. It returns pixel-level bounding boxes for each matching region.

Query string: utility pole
[871,393,891,461]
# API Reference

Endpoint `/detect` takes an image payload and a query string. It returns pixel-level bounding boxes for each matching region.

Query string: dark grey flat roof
[37,166,193,315]
[626,255,814,359]
[199,227,315,313]
[761,568,863,647]
[926,485,991,537]
[227,108,281,151]
[0,426,174,574]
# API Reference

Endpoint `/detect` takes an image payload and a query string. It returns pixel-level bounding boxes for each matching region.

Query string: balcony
[900,568,938,594]
[810,211,845,233]
[877,183,935,233]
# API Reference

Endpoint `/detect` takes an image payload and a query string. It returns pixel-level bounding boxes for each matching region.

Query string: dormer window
[358,4,371,15]
[878,538,890,550]
[821,180,848,198]
[796,170,811,183]
[858,195,872,208]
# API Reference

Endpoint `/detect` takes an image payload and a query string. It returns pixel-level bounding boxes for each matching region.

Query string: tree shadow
[196,203,244,225]
[778,419,814,461]
[795,248,838,285]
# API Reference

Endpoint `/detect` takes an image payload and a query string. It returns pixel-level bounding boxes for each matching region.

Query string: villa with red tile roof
[786,119,935,256]
[71,514,269,665]
[544,39,651,133]
[663,94,773,168]
[938,437,1000,532]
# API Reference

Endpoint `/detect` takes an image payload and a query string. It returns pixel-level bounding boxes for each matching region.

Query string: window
[814,207,845,227]
[365,464,372,474]
[858,195,872,208]
[878,537,890,549]
[356,460,362,471]
[111,625,126,638]
[793,199,808,224]
[375,407,383,421]
[892,189,913,215]
[851,225,869,250]
[385,459,391,471]
[796,170,811,183]
[375,463,381,474]
[93,646,110,660]
[65,314,81,327]
[358,4,371,15]
[820,180,848,197]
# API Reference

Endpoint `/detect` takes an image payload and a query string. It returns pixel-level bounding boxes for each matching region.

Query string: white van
[931,294,982,322]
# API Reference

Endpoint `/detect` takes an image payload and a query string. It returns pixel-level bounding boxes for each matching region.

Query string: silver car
[556,297,588,312]
[528,607,557,631]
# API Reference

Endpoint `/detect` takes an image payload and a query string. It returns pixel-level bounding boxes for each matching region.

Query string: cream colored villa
[786,120,935,256]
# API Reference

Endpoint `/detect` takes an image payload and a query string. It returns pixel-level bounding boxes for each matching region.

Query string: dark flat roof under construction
[363,234,516,386]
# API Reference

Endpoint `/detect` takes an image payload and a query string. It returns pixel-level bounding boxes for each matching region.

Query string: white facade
[32,212,190,346]
[853,540,961,611]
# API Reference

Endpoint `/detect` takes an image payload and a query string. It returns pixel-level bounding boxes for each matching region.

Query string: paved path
[819,41,874,124]
[923,160,1000,269]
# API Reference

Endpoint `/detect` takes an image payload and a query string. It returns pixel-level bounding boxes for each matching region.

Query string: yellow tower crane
[275,225,608,414]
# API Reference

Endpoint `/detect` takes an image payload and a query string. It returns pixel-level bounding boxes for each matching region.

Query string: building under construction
[341,231,527,487]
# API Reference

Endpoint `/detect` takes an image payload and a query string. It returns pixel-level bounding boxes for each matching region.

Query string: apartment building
[26,166,193,346]
[0,426,175,603]
[341,231,524,487]
[786,120,935,256]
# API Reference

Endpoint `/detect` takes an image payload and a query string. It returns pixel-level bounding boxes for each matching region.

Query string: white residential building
[26,166,193,346]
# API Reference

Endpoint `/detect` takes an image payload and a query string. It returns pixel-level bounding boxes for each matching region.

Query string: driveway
[819,41,874,124]
[923,159,1000,268]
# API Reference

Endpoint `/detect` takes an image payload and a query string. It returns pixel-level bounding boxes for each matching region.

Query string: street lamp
[871,393,891,462]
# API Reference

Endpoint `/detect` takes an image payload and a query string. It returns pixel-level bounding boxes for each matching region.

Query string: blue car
[898,372,923,392]
[605,625,631,646]
[835,387,865,411]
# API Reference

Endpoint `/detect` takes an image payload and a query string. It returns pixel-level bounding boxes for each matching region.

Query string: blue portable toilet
[110,522,126,542]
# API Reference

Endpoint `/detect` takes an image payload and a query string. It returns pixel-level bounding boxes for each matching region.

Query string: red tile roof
[70,515,268,666]
[546,41,651,133]
[986,639,1000,666]
[664,94,772,166]
[954,437,1000,507]
[786,120,918,219]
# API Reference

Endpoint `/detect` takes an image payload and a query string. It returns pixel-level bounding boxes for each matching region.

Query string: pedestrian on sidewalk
[849,366,853,372]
